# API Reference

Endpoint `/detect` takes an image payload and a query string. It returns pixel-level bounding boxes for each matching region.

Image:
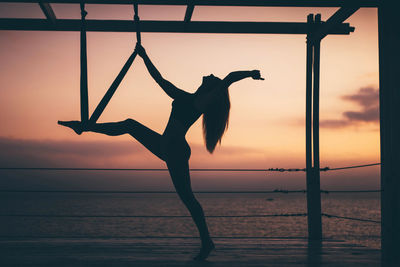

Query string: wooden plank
[0,19,354,34]
[0,0,380,7]
[0,238,381,266]
[378,0,400,264]
[38,3,56,24]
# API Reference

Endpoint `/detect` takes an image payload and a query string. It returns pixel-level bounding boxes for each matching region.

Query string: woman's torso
[161,92,202,161]
[163,92,201,137]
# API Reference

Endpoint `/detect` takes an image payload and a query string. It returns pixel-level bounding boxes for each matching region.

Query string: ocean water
[0,192,380,249]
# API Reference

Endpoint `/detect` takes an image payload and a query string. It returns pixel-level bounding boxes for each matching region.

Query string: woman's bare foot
[193,240,215,261]
[58,120,84,135]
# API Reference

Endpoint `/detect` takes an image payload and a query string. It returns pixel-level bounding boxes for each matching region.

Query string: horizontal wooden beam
[0,0,379,7]
[0,19,355,34]
[310,6,360,41]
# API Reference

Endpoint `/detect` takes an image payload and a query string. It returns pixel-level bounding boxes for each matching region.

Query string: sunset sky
[0,4,380,191]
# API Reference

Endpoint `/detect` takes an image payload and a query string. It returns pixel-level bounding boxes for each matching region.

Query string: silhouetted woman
[59,44,264,260]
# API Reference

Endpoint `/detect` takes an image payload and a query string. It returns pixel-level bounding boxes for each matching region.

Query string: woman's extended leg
[58,119,164,160]
[166,159,214,260]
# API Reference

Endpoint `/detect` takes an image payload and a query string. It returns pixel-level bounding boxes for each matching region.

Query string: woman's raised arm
[194,70,264,112]
[222,70,264,87]
[136,44,188,99]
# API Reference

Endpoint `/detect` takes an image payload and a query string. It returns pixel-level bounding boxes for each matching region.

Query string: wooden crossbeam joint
[38,2,57,24]
[308,6,359,43]
[184,1,195,23]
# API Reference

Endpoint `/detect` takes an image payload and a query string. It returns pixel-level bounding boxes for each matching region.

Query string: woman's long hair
[202,87,231,153]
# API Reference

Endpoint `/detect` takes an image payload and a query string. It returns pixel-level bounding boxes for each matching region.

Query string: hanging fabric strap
[89,4,141,123]
[134,3,141,45]
[80,2,89,122]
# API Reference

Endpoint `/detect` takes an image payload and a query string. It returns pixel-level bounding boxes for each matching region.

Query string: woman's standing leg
[166,159,214,260]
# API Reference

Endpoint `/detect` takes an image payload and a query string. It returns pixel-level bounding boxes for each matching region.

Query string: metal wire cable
[322,213,380,224]
[0,189,380,194]
[0,235,309,239]
[1,213,379,224]
[324,163,381,171]
[0,163,381,225]
[0,213,307,218]
[0,163,381,172]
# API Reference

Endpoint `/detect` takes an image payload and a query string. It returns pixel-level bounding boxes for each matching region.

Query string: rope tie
[80,3,87,19]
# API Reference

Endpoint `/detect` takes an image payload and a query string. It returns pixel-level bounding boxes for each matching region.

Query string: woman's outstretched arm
[222,70,264,86]
[136,44,188,99]
[194,70,264,112]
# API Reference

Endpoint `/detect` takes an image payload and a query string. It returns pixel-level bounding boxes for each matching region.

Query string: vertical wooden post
[306,13,322,241]
[311,13,322,240]
[378,0,400,263]
[80,3,89,123]
[305,13,315,240]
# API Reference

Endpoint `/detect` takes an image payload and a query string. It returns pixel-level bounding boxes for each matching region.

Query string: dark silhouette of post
[378,0,400,263]
[305,13,322,241]
[311,13,322,240]
[304,6,358,241]
[80,3,88,122]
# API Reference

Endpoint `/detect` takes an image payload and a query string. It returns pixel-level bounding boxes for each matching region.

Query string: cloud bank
[0,136,267,169]
[320,87,379,128]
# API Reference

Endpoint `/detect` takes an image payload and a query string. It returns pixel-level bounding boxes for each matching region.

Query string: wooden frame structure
[1,0,399,264]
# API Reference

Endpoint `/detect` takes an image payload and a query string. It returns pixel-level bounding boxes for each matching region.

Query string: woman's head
[202,74,220,83]
[196,74,222,95]
[202,81,231,154]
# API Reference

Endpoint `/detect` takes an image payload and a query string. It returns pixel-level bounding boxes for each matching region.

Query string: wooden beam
[0,0,380,7]
[0,19,354,34]
[305,13,314,241]
[80,2,88,123]
[305,13,322,241]
[309,6,360,42]
[184,3,195,23]
[38,3,57,24]
[378,0,400,264]
[311,13,322,240]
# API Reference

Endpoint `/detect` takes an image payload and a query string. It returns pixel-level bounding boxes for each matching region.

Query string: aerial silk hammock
[78,2,141,124]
